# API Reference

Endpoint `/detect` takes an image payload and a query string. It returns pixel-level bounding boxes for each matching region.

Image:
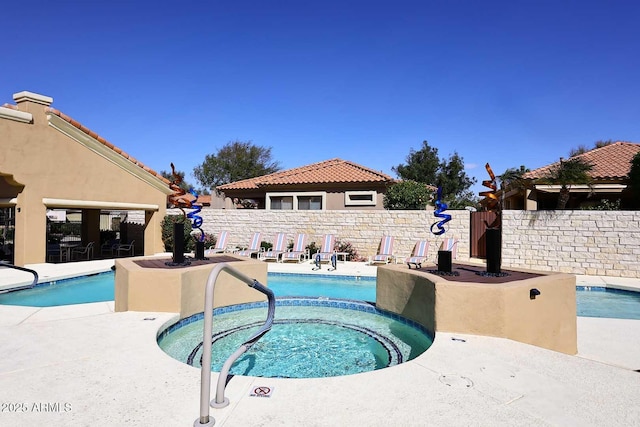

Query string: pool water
[158,298,433,378]
[576,286,640,320]
[268,273,376,301]
[0,271,114,307]
[0,271,638,321]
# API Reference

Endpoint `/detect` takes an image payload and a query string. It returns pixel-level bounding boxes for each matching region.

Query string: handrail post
[0,261,39,290]
[194,263,275,427]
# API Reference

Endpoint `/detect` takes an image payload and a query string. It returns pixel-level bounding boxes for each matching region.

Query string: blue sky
[3,1,639,196]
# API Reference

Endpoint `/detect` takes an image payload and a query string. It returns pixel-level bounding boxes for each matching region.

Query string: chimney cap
[13,91,53,106]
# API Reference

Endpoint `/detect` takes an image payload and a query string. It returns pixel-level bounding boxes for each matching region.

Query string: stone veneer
[502,210,640,278]
[128,208,639,278]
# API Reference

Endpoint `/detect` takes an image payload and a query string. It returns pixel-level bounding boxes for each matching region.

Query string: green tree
[392,141,477,208]
[569,140,614,157]
[539,157,593,209]
[391,141,440,183]
[160,168,191,192]
[383,180,433,210]
[193,140,281,189]
[629,151,640,209]
[498,165,530,190]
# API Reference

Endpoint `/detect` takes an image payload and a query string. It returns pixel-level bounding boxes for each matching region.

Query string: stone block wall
[156,208,639,278]
[166,208,470,262]
[502,210,640,278]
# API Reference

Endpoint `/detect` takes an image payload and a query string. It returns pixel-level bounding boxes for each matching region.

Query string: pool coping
[1,260,640,425]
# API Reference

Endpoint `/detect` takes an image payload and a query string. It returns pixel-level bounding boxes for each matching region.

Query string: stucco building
[0,91,173,266]
[216,158,395,210]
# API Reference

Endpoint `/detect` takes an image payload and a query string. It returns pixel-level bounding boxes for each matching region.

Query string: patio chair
[116,240,135,257]
[205,231,230,255]
[406,240,429,269]
[71,241,95,261]
[101,239,120,257]
[281,233,309,263]
[260,232,287,262]
[439,237,458,259]
[311,234,336,264]
[369,235,395,265]
[236,232,263,258]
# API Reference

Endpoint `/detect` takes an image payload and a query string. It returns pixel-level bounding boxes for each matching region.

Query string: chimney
[12,91,53,121]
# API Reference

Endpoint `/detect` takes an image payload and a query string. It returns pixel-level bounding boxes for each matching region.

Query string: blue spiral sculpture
[430,187,451,236]
[187,188,205,242]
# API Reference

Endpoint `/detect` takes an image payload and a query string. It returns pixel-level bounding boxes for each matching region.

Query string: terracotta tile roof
[523,142,640,181]
[217,158,395,190]
[42,106,170,185]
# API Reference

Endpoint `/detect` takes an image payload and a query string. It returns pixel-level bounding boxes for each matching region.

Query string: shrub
[383,180,433,210]
[161,215,194,252]
[336,239,363,261]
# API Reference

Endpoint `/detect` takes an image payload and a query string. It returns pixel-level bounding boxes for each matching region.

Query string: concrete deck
[0,259,639,426]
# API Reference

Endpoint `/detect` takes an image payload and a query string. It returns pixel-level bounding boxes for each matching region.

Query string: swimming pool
[0,271,114,306]
[576,286,640,320]
[158,297,433,378]
[1,271,638,320]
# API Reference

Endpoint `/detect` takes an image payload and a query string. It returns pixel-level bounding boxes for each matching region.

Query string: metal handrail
[0,261,39,290]
[195,263,275,427]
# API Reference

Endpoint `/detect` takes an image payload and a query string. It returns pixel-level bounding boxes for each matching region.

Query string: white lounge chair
[236,232,262,258]
[439,237,458,259]
[206,231,230,255]
[369,235,395,265]
[281,233,309,263]
[406,240,429,269]
[260,233,287,262]
[311,234,336,264]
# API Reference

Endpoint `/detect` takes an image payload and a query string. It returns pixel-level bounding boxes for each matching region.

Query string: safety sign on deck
[249,386,273,398]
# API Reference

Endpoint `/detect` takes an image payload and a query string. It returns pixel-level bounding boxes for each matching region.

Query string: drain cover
[439,374,473,388]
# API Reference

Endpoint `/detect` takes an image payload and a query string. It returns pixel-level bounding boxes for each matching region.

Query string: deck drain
[439,374,473,388]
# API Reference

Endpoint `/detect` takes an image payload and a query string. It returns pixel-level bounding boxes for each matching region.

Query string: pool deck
[0,259,639,426]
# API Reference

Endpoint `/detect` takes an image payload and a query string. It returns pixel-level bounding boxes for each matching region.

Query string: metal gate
[470,211,500,259]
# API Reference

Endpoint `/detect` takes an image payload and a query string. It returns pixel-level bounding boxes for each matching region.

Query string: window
[344,191,377,206]
[298,196,322,210]
[270,196,293,210]
[266,192,326,210]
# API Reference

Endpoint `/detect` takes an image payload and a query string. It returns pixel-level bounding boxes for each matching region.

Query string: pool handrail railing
[0,261,39,290]
[195,262,275,427]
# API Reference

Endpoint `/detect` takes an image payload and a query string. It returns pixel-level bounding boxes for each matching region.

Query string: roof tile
[217,158,394,190]
[523,142,640,180]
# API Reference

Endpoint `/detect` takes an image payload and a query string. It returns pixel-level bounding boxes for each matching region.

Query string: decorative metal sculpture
[169,163,190,216]
[478,162,507,276]
[479,163,499,211]
[430,187,451,236]
[187,189,205,243]
[169,163,204,242]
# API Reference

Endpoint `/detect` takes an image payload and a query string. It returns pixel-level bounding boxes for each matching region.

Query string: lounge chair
[116,240,135,257]
[205,231,230,255]
[439,237,458,259]
[236,232,263,258]
[406,240,429,269]
[369,235,395,265]
[260,232,287,262]
[71,241,95,261]
[281,233,309,263]
[311,234,336,264]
